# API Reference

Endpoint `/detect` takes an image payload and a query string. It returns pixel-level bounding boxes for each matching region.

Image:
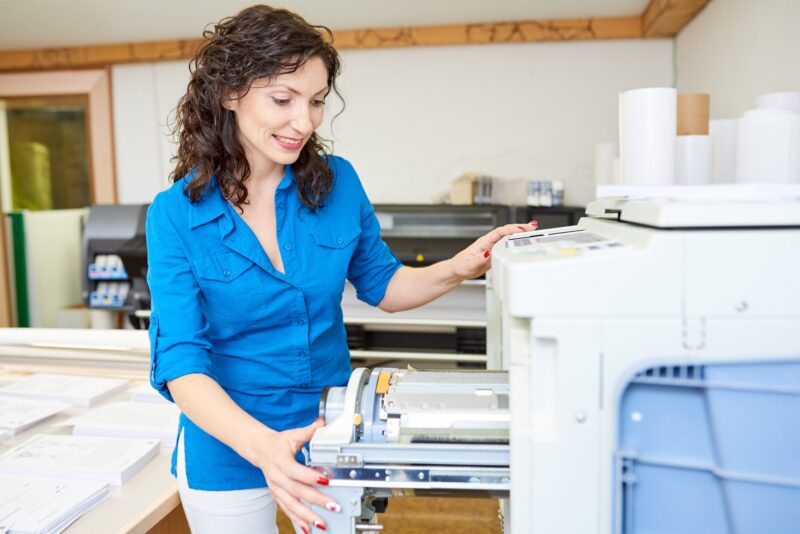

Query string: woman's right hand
[250,418,338,533]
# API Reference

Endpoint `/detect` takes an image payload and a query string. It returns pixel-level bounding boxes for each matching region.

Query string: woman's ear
[221,90,238,112]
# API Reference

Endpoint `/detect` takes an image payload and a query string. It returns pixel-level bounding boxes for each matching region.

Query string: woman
[146,5,537,533]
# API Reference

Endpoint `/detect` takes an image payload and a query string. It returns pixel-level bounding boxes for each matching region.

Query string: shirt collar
[188,177,227,229]
[277,164,296,191]
[188,166,296,229]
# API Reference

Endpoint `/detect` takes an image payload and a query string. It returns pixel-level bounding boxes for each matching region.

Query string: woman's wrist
[237,423,278,468]
[445,257,468,284]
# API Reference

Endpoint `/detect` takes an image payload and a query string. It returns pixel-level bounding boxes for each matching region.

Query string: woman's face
[225,56,329,173]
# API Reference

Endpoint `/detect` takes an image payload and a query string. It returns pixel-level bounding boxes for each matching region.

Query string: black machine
[81,203,584,334]
[346,204,511,362]
[372,204,512,266]
[82,205,150,329]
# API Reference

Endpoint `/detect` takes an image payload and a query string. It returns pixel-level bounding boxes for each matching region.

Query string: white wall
[675,0,800,119]
[112,61,190,204]
[113,39,673,206]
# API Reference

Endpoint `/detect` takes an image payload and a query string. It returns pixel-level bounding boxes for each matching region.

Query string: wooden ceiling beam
[0,39,204,72]
[0,16,642,72]
[642,0,712,38]
[0,0,718,74]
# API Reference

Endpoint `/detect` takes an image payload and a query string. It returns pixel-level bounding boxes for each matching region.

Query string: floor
[276,496,503,533]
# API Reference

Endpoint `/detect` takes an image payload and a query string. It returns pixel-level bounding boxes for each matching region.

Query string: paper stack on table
[0,475,108,534]
[64,401,179,446]
[0,374,128,406]
[0,434,159,486]
[0,398,71,436]
[129,383,169,404]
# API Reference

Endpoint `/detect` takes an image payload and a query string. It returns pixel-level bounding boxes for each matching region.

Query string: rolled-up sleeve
[146,195,215,402]
[342,162,403,306]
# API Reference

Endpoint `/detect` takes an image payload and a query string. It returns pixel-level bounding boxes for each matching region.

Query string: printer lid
[586,184,800,228]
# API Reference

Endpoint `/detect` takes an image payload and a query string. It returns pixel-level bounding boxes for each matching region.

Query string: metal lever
[355,525,384,531]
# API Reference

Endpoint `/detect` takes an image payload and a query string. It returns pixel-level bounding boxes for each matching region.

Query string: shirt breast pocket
[309,221,361,279]
[194,252,264,322]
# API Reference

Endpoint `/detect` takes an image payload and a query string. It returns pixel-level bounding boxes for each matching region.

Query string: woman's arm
[378,221,537,313]
[168,373,334,532]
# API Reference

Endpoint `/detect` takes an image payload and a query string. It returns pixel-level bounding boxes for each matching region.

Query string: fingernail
[483,250,490,258]
[315,521,327,531]
[326,501,341,513]
[301,526,309,534]
[530,220,538,225]
[316,476,330,486]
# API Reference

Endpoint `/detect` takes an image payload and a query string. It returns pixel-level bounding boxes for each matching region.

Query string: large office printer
[343,204,511,366]
[82,205,150,328]
[308,185,800,534]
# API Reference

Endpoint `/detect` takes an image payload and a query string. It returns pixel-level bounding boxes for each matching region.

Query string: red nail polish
[316,476,330,486]
[315,522,327,531]
[301,526,309,534]
[483,250,490,258]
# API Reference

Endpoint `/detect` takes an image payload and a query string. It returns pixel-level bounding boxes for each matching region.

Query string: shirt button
[223,270,230,277]
[277,203,285,212]
[296,317,306,325]
[336,237,344,244]
[284,243,292,251]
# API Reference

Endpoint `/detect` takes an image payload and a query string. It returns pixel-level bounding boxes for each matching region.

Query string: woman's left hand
[451,220,539,280]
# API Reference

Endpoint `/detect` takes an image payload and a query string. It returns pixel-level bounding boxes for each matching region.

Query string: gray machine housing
[309,367,510,532]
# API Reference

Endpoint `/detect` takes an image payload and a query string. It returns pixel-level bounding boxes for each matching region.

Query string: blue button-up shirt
[146,156,402,490]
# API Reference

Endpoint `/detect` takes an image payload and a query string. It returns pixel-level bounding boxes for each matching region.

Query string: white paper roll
[594,142,617,186]
[709,118,737,183]
[736,108,800,184]
[619,87,676,186]
[756,92,800,112]
[675,135,712,185]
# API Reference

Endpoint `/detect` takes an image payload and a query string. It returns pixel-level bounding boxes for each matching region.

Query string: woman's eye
[271,97,290,106]
[311,99,325,107]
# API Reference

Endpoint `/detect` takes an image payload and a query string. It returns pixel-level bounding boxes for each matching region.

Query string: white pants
[177,431,285,534]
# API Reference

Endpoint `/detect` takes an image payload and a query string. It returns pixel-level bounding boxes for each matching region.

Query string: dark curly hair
[171,5,342,210]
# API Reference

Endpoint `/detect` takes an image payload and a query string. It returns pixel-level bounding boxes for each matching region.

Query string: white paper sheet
[65,401,179,446]
[0,398,71,435]
[0,434,159,486]
[0,475,108,534]
[0,374,128,406]
[128,383,169,404]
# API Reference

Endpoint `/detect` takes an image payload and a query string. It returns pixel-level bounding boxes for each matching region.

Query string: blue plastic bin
[616,359,800,534]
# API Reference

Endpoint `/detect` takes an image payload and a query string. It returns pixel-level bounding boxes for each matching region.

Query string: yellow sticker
[376,371,392,394]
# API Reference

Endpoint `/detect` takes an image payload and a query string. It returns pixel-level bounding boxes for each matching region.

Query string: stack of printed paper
[0,434,159,486]
[0,374,128,406]
[0,397,71,435]
[129,383,169,404]
[65,401,179,446]
[0,475,108,534]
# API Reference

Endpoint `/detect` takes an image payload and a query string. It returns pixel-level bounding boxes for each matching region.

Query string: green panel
[7,212,29,327]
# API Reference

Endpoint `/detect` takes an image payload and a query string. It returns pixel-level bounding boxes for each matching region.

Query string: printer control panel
[504,228,623,258]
